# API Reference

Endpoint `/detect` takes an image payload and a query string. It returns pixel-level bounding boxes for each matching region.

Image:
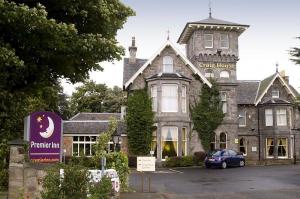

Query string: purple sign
[26,112,62,163]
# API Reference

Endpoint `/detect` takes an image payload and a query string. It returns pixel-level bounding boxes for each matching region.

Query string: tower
[178,14,249,150]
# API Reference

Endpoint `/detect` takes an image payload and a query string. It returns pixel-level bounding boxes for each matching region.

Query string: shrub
[88,176,113,199]
[105,152,130,191]
[0,169,8,191]
[193,151,207,165]
[165,156,194,167]
[69,156,96,168]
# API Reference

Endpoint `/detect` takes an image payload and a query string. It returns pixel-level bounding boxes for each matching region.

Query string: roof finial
[167,29,170,40]
[209,0,212,18]
[276,62,279,73]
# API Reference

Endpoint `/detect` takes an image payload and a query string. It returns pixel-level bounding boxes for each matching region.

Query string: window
[204,34,213,48]
[272,88,279,98]
[221,92,227,114]
[162,84,178,112]
[151,130,157,158]
[265,109,273,126]
[220,71,230,78]
[182,128,187,156]
[239,138,247,156]
[182,85,187,113]
[73,136,97,157]
[266,138,274,158]
[278,138,288,158]
[161,127,178,160]
[238,110,246,127]
[220,132,227,149]
[151,85,157,112]
[210,134,216,151]
[220,34,229,49]
[277,109,287,126]
[204,70,214,78]
[163,56,173,73]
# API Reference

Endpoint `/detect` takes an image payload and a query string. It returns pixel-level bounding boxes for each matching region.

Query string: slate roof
[256,73,276,103]
[147,73,192,81]
[191,16,249,27]
[123,58,147,85]
[237,81,260,104]
[64,112,125,135]
[70,113,121,121]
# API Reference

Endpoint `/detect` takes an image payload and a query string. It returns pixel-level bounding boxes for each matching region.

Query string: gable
[124,40,211,89]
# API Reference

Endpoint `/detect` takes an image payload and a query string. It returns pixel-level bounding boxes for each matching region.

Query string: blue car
[205,149,245,169]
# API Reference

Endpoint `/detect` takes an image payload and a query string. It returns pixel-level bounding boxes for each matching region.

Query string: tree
[191,80,224,151]
[290,37,300,65]
[70,81,125,114]
[126,89,154,155]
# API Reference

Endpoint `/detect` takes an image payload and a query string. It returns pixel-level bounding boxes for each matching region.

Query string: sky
[63,0,300,95]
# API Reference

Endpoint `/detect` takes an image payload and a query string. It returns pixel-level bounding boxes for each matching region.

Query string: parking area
[123,164,300,199]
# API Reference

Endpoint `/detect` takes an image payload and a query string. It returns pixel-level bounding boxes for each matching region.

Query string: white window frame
[266,138,274,158]
[163,56,173,73]
[220,70,230,78]
[220,34,229,49]
[210,134,216,151]
[181,85,187,113]
[277,137,288,159]
[72,136,97,157]
[276,109,287,126]
[221,92,227,114]
[162,84,178,112]
[265,109,273,126]
[204,34,213,48]
[151,85,157,112]
[204,70,214,78]
[182,127,187,156]
[272,88,280,98]
[161,126,178,160]
[238,110,247,127]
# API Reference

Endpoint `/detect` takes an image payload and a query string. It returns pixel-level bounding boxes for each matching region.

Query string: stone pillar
[8,139,26,199]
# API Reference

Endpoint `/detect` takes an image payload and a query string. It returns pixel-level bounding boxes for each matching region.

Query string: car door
[228,150,238,166]
[222,150,230,165]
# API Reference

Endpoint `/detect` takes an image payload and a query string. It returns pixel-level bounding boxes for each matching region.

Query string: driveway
[122,164,300,199]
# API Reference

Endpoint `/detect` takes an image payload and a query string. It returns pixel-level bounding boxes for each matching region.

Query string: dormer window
[220,70,230,78]
[204,34,213,48]
[272,88,279,98]
[163,56,173,73]
[220,34,229,49]
[204,69,214,78]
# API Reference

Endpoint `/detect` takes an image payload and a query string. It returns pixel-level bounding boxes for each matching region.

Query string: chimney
[279,70,289,84]
[129,36,137,63]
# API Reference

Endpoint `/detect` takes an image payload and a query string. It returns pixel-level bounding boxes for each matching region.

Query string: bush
[0,169,8,191]
[128,155,137,168]
[165,156,194,167]
[68,156,96,168]
[105,152,130,191]
[193,151,207,165]
[88,176,113,199]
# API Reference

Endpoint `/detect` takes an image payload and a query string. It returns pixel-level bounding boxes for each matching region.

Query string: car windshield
[212,151,222,156]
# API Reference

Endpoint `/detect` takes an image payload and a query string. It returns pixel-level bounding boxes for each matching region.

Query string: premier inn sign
[24,111,62,163]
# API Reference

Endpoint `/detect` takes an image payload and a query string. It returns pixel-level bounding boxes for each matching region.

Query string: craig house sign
[24,111,62,163]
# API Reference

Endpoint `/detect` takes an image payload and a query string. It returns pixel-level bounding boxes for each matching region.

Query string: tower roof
[178,16,249,44]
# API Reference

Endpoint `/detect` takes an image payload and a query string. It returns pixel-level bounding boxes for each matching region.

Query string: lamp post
[291,128,300,165]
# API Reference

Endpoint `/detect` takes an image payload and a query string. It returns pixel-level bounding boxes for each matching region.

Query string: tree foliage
[191,81,224,151]
[126,89,154,155]
[290,37,300,66]
[70,81,125,114]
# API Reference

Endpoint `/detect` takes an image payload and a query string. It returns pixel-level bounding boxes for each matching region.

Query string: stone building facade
[123,14,300,163]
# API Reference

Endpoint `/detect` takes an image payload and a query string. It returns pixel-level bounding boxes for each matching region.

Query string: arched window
[210,134,216,151]
[219,132,227,149]
[220,70,230,78]
[204,69,214,78]
[239,138,247,156]
[163,56,173,73]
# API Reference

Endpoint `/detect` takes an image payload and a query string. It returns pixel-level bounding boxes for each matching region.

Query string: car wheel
[205,164,211,169]
[239,160,245,167]
[221,161,227,169]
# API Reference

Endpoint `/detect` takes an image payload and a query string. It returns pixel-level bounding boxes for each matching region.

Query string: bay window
[182,85,187,113]
[265,109,273,126]
[151,85,157,112]
[162,84,178,112]
[278,138,288,158]
[182,128,187,156]
[276,109,287,126]
[161,127,178,159]
[266,138,274,158]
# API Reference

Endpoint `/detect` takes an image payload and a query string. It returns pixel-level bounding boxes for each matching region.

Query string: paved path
[121,164,300,198]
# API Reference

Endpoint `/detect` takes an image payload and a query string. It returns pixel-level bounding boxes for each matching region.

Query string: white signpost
[137,156,155,192]
[137,156,155,172]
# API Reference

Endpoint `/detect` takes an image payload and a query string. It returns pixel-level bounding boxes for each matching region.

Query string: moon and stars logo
[36,115,55,139]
